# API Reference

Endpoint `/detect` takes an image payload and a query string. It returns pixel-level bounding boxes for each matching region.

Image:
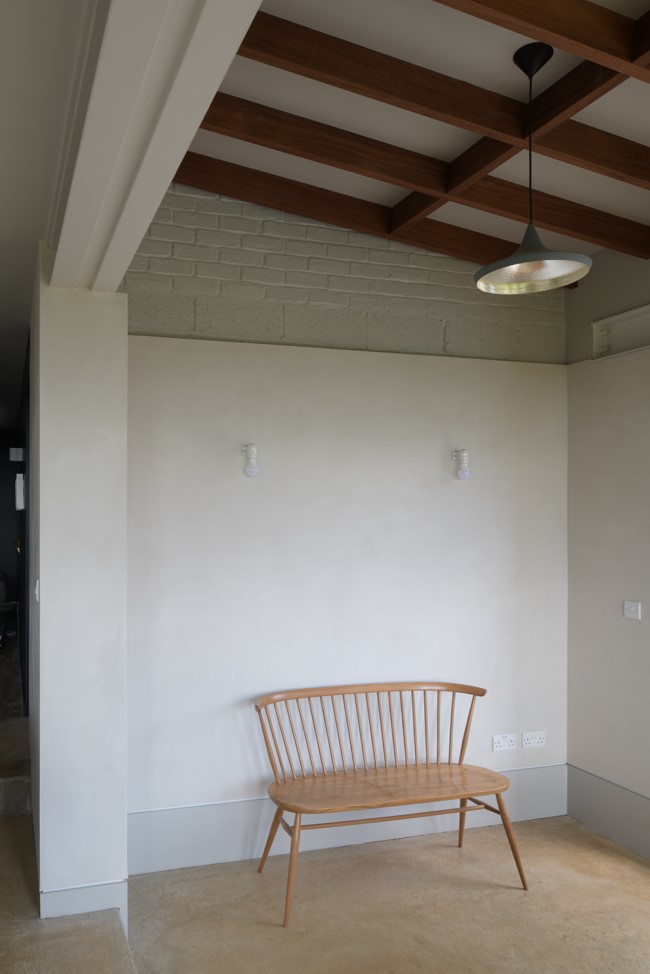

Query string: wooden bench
[255,681,527,926]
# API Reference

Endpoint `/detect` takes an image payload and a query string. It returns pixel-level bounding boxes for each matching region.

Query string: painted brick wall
[125,183,565,363]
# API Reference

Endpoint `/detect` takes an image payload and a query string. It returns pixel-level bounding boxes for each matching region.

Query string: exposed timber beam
[530,62,623,136]
[201,93,447,195]
[460,177,650,258]
[238,13,650,204]
[432,0,650,82]
[200,94,650,256]
[538,122,650,190]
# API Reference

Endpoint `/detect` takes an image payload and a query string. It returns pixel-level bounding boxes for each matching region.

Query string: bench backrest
[255,682,486,784]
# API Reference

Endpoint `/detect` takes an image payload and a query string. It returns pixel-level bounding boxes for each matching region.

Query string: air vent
[592,304,650,360]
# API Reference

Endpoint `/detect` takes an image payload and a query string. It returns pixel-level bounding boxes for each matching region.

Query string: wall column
[30,245,128,929]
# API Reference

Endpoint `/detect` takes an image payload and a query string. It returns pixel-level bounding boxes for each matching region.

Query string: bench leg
[496,793,528,890]
[284,813,302,928]
[458,798,468,847]
[258,806,283,874]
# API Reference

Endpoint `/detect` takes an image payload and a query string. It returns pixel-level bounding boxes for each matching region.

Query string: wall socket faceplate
[523,730,545,748]
[623,600,642,620]
[493,733,517,751]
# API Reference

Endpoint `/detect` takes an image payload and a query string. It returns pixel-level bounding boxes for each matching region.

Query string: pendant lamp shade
[474,43,591,296]
[475,223,592,294]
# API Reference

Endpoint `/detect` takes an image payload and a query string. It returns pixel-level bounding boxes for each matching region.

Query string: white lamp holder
[242,443,259,477]
[451,449,470,480]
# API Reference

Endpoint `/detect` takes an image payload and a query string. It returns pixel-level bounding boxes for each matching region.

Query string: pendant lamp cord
[527,75,533,224]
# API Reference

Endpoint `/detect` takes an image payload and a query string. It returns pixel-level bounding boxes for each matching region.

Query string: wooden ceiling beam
[440,63,626,209]
[239,12,650,199]
[432,0,650,82]
[531,62,624,136]
[538,122,650,191]
[176,152,388,238]
[239,12,525,142]
[448,139,520,195]
[201,93,448,196]
[391,192,444,233]
[393,178,650,258]
[175,151,514,266]
[442,60,624,202]
[633,10,650,66]
[459,176,650,258]
[401,213,512,262]
[199,95,650,255]
[217,11,650,255]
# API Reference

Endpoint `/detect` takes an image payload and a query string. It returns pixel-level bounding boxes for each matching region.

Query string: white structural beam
[51,0,261,292]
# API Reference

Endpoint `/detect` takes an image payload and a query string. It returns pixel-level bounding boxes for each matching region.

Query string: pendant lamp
[474,42,591,295]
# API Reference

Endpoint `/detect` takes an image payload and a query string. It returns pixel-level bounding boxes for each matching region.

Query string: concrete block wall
[125,184,565,363]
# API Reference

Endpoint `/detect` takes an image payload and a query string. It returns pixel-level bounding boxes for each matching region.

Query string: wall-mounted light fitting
[242,443,259,477]
[452,449,470,480]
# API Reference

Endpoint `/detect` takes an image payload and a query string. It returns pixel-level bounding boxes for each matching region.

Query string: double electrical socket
[522,730,546,748]
[493,731,546,751]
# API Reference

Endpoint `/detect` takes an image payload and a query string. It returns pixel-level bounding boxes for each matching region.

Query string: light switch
[623,600,641,621]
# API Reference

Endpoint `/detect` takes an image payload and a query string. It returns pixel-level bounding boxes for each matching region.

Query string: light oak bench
[255,681,527,926]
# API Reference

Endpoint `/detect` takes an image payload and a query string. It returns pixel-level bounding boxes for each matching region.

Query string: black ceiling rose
[513,42,554,80]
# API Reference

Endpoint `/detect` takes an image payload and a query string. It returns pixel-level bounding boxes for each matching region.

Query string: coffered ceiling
[2,0,649,431]
[179,0,650,268]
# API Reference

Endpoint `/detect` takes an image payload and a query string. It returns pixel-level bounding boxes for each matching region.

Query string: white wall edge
[40,879,128,935]
[128,764,567,876]
[567,765,650,861]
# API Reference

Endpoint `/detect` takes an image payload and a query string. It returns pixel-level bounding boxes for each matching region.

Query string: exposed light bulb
[243,444,259,477]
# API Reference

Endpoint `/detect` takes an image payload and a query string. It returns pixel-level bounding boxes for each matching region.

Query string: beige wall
[568,347,650,797]
[128,337,568,819]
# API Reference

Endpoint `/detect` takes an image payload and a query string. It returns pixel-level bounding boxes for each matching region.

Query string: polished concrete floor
[128,816,650,974]
[2,815,649,973]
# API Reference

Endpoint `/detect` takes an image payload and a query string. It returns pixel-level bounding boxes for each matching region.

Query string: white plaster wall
[128,337,568,815]
[34,251,128,894]
[568,348,650,797]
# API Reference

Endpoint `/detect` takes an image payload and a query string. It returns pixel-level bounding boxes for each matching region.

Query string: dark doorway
[0,347,29,719]
[0,430,23,718]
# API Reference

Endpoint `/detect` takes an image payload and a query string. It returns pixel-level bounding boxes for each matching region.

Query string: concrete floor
[0,817,136,973]
[1,815,649,973]
[128,816,650,974]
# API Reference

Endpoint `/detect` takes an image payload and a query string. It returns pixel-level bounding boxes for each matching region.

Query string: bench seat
[269,763,510,814]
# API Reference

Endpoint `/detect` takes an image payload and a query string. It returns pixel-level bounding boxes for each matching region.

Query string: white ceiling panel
[574,79,650,146]
[592,0,649,14]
